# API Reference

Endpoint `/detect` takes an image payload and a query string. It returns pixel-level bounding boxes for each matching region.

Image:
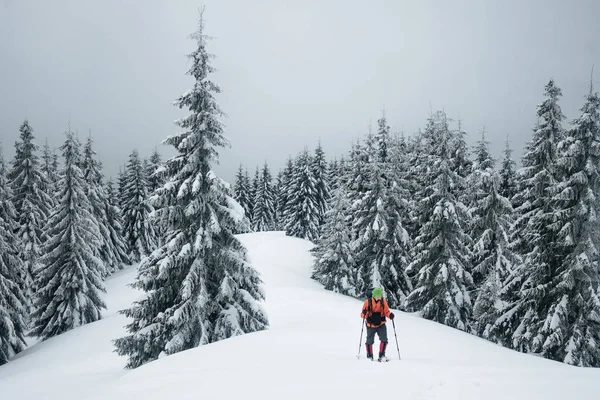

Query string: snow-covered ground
[1,231,598,400]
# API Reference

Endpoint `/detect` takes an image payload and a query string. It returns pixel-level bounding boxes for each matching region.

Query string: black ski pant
[365,323,388,345]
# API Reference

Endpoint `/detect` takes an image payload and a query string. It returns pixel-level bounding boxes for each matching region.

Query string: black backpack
[366,296,385,326]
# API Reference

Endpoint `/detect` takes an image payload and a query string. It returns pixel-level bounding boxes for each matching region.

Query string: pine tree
[81,136,112,277]
[30,131,106,340]
[0,143,27,365]
[499,138,518,203]
[469,131,519,341]
[311,143,330,234]
[328,159,340,192]
[500,80,565,353]
[7,120,52,312]
[278,157,294,231]
[104,178,130,273]
[121,149,156,262]
[405,112,474,331]
[252,163,276,231]
[41,139,58,205]
[114,13,268,369]
[286,149,320,241]
[375,112,391,163]
[273,170,283,228]
[351,130,412,307]
[117,166,127,210]
[233,164,252,220]
[146,148,164,195]
[311,185,357,296]
[525,87,600,366]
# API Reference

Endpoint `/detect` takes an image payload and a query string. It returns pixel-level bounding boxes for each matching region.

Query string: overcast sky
[1,0,599,183]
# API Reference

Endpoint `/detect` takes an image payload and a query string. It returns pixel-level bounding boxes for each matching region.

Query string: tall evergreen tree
[30,131,105,340]
[351,129,412,306]
[522,87,600,366]
[104,178,131,273]
[405,112,474,331]
[7,120,52,312]
[285,149,320,241]
[498,138,518,203]
[114,13,268,369]
[117,166,127,210]
[252,162,276,231]
[311,143,330,234]
[233,164,252,220]
[41,139,58,204]
[121,150,156,262]
[146,148,164,194]
[278,157,294,231]
[469,132,519,341]
[81,136,112,276]
[375,112,391,163]
[311,185,357,296]
[0,143,27,365]
[500,80,566,353]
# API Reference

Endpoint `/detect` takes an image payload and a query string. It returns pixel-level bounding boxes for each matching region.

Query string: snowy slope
[1,231,599,400]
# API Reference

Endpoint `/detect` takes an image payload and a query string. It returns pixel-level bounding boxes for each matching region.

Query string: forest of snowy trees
[1,12,599,370]
[232,80,600,368]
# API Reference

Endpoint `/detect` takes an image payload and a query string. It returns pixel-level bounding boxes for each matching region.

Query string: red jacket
[361,297,391,328]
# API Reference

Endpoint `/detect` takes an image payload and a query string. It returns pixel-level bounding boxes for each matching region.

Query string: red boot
[378,341,388,362]
[365,344,373,360]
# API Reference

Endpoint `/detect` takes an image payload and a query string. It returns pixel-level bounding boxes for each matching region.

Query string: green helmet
[372,287,383,297]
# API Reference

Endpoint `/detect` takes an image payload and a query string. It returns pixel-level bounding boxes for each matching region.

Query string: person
[360,287,394,361]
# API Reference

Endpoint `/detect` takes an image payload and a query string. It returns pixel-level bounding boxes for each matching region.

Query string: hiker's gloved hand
[362,309,368,317]
[389,312,395,320]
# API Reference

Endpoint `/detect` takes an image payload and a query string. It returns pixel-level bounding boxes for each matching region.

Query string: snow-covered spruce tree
[328,159,340,192]
[311,184,358,296]
[121,149,156,262]
[524,87,600,366]
[30,131,106,340]
[0,143,27,365]
[311,143,330,234]
[117,166,127,209]
[498,138,518,203]
[113,13,268,369]
[252,162,276,231]
[469,131,519,341]
[351,130,412,307]
[285,149,320,241]
[233,164,252,220]
[81,136,113,277]
[273,170,283,228]
[41,139,58,205]
[405,111,474,331]
[103,178,130,273]
[375,112,391,163]
[7,120,52,312]
[146,148,164,195]
[499,79,565,353]
[278,157,294,231]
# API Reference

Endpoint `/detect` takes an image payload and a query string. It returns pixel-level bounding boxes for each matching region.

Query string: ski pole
[357,316,365,358]
[392,319,401,360]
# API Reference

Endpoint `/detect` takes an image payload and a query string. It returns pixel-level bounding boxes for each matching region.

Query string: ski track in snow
[0,231,598,400]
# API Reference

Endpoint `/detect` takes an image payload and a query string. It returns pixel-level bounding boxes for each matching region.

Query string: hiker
[360,287,394,361]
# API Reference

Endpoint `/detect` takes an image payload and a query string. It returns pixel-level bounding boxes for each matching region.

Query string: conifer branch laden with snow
[114,11,268,369]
